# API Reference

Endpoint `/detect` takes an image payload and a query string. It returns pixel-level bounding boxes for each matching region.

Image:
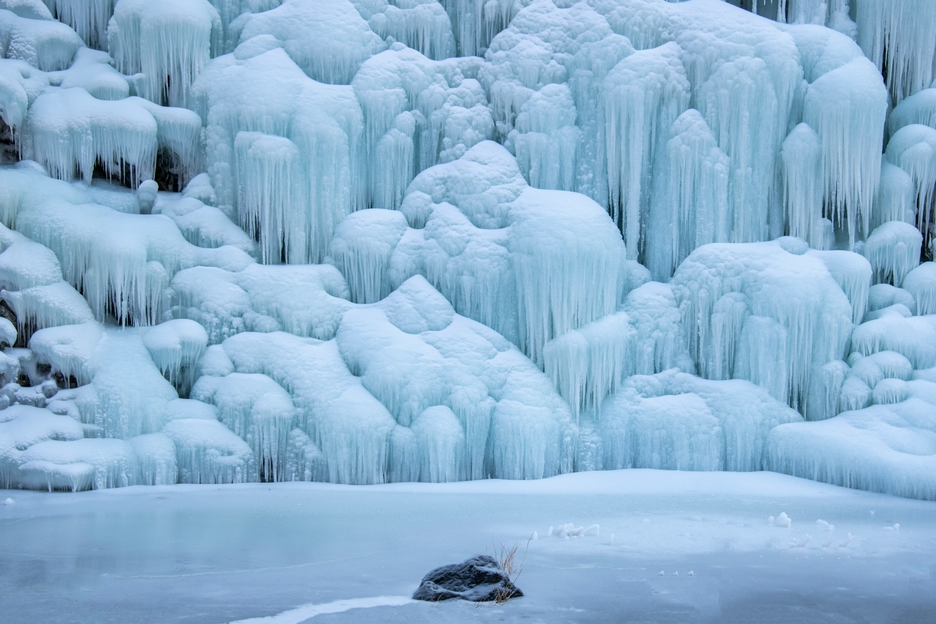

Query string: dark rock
[412,555,523,602]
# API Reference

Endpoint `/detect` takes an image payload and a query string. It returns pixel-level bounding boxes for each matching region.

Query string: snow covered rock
[412,555,522,602]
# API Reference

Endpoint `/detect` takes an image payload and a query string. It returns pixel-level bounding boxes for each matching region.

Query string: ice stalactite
[672,240,854,408]
[352,45,491,209]
[194,47,364,263]
[803,57,888,246]
[355,0,457,61]
[234,132,299,264]
[811,249,872,325]
[696,56,782,246]
[23,88,157,189]
[781,123,824,248]
[543,311,635,422]
[142,319,208,395]
[510,83,580,191]
[884,125,936,245]
[600,42,689,259]
[42,0,115,50]
[108,0,222,108]
[162,417,254,484]
[862,221,922,286]
[440,0,518,58]
[855,0,936,103]
[191,372,295,482]
[646,108,729,280]
[329,208,409,304]
[510,187,624,366]
[902,263,936,316]
[872,162,917,231]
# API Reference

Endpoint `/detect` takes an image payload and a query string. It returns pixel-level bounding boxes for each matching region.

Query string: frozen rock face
[0,0,935,500]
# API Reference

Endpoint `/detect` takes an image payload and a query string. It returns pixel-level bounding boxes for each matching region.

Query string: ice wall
[1,0,935,499]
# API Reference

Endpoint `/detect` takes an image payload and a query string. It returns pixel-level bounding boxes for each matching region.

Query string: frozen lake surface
[2,469,935,624]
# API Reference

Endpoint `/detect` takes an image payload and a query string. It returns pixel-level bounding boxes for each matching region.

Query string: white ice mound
[332,141,626,367]
[193,46,363,264]
[672,239,857,408]
[201,276,575,484]
[593,369,802,473]
[108,0,221,107]
[766,399,936,500]
[0,166,253,326]
[169,263,352,344]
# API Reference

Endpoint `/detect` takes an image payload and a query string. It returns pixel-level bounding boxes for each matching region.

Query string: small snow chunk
[774,512,792,528]
[816,520,835,532]
[4,497,13,505]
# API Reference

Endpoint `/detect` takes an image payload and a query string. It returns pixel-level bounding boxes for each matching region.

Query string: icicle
[24,88,158,189]
[872,162,916,231]
[108,0,222,107]
[162,418,254,483]
[511,84,581,191]
[233,131,300,264]
[856,0,936,103]
[862,221,922,286]
[600,42,690,259]
[885,124,936,244]
[142,319,208,394]
[543,311,636,422]
[191,372,295,482]
[329,208,409,304]
[803,58,888,246]
[902,262,936,316]
[646,109,730,280]
[44,0,116,49]
[781,124,823,248]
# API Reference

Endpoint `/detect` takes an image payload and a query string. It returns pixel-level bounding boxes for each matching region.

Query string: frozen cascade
[884,124,936,245]
[108,0,221,108]
[802,57,888,246]
[2,0,936,498]
[902,263,936,317]
[600,42,689,259]
[355,0,457,61]
[855,0,936,103]
[672,240,854,408]
[781,123,824,248]
[193,47,364,263]
[862,221,922,287]
[42,0,115,50]
[191,372,294,482]
[335,142,626,366]
[645,108,729,280]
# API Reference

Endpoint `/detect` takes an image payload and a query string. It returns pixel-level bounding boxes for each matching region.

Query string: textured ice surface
[0,0,934,500]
